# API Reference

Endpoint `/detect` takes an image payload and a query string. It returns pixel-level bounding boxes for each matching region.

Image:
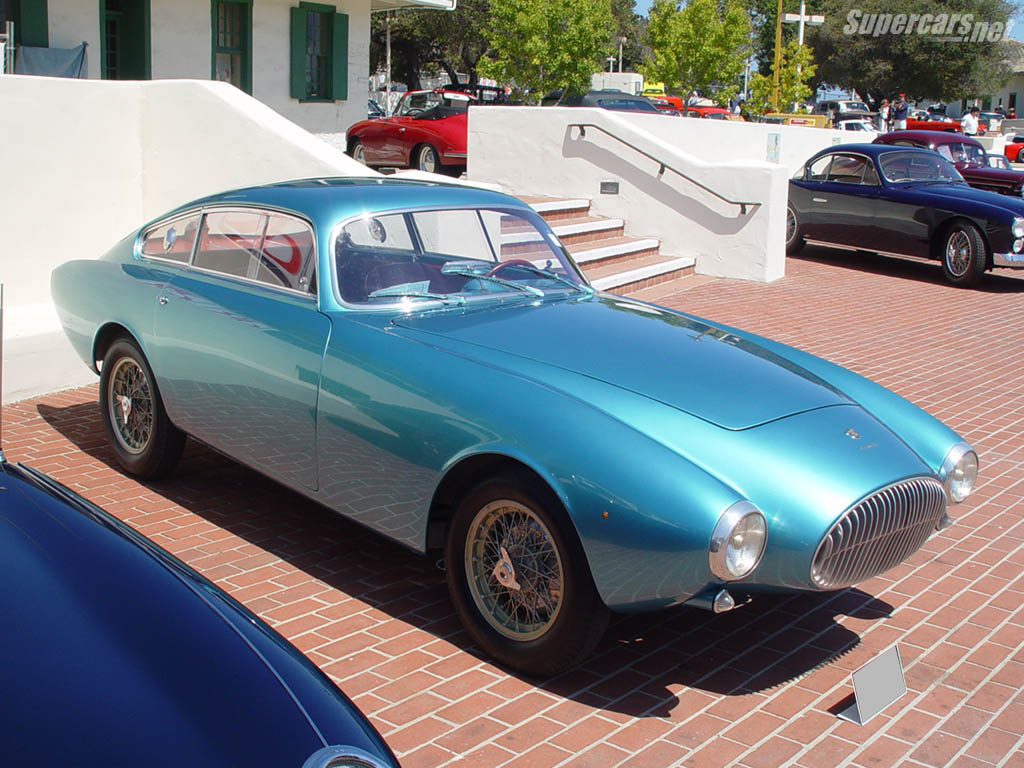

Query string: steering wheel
[488,259,537,276]
[405,108,424,116]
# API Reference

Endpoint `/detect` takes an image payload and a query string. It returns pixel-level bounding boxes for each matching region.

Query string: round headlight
[1015,238,1024,253]
[710,501,767,581]
[1013,217,1024,238]
[941,443,979,503]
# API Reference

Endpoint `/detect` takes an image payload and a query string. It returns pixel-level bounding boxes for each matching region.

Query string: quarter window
[826,154,872,184]
[141,214,201,263]
[289,3,348,101]
[192,210,316,293]
[807,155,833,181]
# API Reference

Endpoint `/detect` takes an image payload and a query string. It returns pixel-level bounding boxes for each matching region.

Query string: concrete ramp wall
[1,75,374,403]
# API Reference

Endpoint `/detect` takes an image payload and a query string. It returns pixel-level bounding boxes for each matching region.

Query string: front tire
[99,337,184,479]
[1016,146,1024,164]
[939,222,986,287]
[786,204,805,255]
[445,473,609,677]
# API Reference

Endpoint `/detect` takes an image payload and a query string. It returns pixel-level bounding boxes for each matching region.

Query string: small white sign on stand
[837,645,907,725]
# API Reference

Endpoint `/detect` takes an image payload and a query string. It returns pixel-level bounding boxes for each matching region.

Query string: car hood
[960,165,1024,185]
[392,295,851,430]
[896,181,1024,211]
[0,462,393,767]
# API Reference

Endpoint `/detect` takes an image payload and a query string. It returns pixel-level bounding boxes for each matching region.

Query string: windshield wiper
[366,288,466,305]
[498,263,594,294]
[440,265,545,297]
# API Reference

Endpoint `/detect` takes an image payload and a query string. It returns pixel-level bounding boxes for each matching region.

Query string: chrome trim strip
[993,251,1024,267]
[443,151,468,158]
[804,239,933,262]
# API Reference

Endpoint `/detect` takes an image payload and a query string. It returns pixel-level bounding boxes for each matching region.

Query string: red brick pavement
[4,247,1024,767]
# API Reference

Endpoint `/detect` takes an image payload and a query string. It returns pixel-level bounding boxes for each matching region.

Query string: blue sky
[631,1,1024,42]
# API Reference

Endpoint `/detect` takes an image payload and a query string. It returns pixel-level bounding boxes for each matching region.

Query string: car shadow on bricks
[36,399,893,717]
[792,245,1024,292]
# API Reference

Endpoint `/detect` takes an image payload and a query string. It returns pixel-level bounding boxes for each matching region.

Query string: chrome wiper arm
[441,267,545,297]
[366,289,466,305]
[502,263,594,293]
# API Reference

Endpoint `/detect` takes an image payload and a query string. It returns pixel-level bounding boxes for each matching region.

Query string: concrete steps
[519,195,694,295]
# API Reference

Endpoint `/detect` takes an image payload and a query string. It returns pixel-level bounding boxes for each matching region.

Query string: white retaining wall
[468,108,852,283]
[1,74,375,403]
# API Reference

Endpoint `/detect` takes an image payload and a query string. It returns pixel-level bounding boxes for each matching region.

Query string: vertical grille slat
[810,477,947,589]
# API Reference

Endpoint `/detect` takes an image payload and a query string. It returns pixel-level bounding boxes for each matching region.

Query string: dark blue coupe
[0,453,398,768]
[788,143,1024,285]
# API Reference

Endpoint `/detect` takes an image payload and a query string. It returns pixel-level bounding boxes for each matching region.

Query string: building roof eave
[370,0,456,10]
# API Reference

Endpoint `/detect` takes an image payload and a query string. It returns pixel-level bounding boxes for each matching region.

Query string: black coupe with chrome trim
[788,143,1024,286]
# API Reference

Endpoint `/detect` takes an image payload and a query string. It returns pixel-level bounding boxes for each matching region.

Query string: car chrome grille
[810,477,947,590]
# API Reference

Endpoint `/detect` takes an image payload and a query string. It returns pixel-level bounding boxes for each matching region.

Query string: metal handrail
[568,122,761,215]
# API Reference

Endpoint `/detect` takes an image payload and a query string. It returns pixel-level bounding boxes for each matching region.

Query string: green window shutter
[331,11,348,101]
[289,6,306,100]
[19,0,48,47]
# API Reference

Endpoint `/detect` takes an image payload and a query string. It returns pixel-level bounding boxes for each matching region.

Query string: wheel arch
[931,215,993,268]
[426,452,587,562]
[92,322,139,373]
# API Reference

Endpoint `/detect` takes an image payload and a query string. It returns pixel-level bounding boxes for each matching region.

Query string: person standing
[879,98,891,131]
[961,106,980,136]
[892,94,909,130]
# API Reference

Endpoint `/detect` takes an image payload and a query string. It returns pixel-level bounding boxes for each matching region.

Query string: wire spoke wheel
[786,207,796,244]
[945,230,972,277]
[465,500,564,641]
[108,357,153,455]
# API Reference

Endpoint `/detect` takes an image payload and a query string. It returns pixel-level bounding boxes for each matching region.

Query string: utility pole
[770,0,782,112]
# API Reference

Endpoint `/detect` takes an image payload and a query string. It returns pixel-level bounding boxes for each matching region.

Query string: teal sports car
[52,178,979,677]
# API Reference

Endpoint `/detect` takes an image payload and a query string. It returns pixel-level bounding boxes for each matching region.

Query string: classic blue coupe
[52,178,979,676]
[788,143,1024,286]
[0,453,398,767]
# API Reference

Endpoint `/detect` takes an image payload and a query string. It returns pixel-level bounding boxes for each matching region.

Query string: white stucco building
[1,0,453,147]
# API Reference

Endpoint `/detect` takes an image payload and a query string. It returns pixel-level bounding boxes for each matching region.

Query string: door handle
[812,197,828,203]
[158,296,168,305]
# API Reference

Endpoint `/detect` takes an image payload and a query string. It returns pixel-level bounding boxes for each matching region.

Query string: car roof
[812,143,935,159]
[160,177,530,227]
[877,130,980,146]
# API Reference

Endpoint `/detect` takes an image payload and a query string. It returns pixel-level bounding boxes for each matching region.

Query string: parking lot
[5,247,1024,768]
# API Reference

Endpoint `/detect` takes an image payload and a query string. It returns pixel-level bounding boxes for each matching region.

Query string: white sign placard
[838,645,907,725]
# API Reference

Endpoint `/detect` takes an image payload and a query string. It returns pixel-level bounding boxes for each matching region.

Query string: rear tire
[99,337,184,479]
[415,144,440,173]
[445,472,609,677]
[349,139,366,165]
[786,204,805,255]
[938,222,987,287]
[1017,147,1024,164]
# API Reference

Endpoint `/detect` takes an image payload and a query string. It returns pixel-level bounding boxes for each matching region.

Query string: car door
[151,208,329,492]
[791,153,882,248]
[377,92,430,163]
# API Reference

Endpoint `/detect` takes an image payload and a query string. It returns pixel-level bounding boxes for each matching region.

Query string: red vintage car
[1003,134,1024,164]
[346,89,475,175]
[873,130,1024,197]
[685,105,733,119]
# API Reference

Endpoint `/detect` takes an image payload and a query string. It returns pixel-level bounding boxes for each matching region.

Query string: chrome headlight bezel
[709,501,767,581]
[1012,217,1024,238]
[940,441,979,504]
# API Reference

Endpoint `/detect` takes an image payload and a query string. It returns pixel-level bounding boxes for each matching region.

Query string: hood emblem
[845,429,861,440]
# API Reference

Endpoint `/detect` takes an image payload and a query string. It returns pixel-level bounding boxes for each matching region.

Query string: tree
[643,0,752,106]
[480,0,616,101]
[611,0,648,72]
[748,40,817,112]
[370,1,490,90]
[808,0,1016,104]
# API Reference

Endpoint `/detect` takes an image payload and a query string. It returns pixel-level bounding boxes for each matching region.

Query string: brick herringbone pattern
[4,246,1023,767]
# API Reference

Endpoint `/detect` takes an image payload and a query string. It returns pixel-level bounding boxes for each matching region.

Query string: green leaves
[481,0,617,101]
[748,40,817,112]
[642,0,752,106]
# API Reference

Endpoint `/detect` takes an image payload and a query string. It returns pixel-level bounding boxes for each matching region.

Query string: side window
[827,154,871,183]
[141,214,201,262]
[254,213,316,292]
[193,211,267,278]
[862,161,881,186]
[807,155,833,181]
[335,214,417,303]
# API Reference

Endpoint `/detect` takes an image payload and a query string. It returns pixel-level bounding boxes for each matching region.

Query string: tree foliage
[480,0,616,100]
[808,0,1017,103]
[642,0,752,106]
[370,1,490,90]
[748,40,817,112]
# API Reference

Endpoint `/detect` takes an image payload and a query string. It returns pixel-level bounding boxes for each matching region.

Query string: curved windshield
[596,98,659,112]
[333,208,588,307]
[878,151,965,184]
